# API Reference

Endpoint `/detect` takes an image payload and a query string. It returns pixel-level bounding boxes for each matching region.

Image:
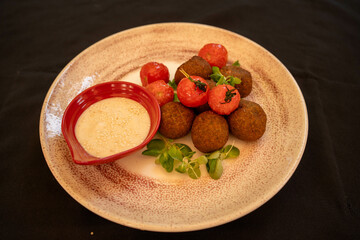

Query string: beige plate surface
[39,22,308,232]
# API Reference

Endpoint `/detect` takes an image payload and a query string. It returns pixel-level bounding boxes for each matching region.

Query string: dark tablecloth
[1,0,359,239]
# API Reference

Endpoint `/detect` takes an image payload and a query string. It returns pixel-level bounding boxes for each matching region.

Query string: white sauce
[75,97,151,158]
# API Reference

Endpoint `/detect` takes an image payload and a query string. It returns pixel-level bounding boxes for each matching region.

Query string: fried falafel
[227,100,267,141]
[174,56,212,84]
[191,111,229,153]
[220,65,252,98]
[159,102,195,139]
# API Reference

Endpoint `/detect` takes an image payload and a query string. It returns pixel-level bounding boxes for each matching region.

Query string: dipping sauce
[75,97,151,158]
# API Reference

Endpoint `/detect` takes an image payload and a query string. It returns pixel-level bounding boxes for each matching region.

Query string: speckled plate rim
[39,22,308,232]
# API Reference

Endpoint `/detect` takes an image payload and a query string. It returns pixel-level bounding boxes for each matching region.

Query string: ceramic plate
[39,22,308,232]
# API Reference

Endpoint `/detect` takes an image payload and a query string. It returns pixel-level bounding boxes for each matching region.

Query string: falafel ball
[159,102,195,139]
[205,79,217,89]
[220,65,252,98]
[194,102,211,114]
[191,111,229,153]
[174,56,212,84]
[227,100,267,141]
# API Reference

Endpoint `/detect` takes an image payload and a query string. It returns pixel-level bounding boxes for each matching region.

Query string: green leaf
[210,66,222,83]
[220,153,227,160]
[189,161,199,168]
[207,158,223,180]
[216,76,227,86]
[212,66,221,74]
[207,151,220,160]
[142,149,162,157]
[187,165,201,179]
[232,60,240,67]
[211,64,242,87]
[168,145,183,161]
[142,135,235,180]
[194,155,208,165]
[206,158,214,172]
[168,79,177,90]
[173,93,180,102]
[186,151,196,158]
[222,145,240,159]
[221,145,232,153]
[175,143,194,158]
[159,152,174,172]
[175,162,187,173]
[229,76,241,86]
[146,139,165,151]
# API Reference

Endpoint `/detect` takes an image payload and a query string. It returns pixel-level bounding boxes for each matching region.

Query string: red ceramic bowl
[61,81,161,165]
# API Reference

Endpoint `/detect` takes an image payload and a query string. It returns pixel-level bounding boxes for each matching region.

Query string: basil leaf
[142,149,162,157]
[159,152,174,172]
[147,139,165,151]
[168,145,183,161]
[232,60,240,67]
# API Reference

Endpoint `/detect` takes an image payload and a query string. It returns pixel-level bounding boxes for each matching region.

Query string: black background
[1,0,359,239]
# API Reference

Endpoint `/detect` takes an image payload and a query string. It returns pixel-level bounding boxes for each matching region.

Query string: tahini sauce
[75,97,150,158]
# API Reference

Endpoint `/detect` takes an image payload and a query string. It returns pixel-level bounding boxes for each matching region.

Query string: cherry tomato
[208,84,240,115]
[177,76,209,108]
[145,80,174,107]
[140,62,170,86]
[198,43,228,68]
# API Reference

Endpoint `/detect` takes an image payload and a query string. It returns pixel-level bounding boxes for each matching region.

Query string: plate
[39,22,308,232]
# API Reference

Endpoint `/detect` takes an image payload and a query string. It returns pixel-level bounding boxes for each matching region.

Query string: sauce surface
[75,97,150,158]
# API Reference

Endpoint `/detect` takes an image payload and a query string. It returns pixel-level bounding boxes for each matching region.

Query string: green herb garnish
[179,68,207,92]
[232,60,241,67]
[142,137,240,180]
[173,93,180,102]
[142,137,204,179]
[210,66,241,86]
[221,86,238,104]
[168,79,177,90]
[206,144,240,180]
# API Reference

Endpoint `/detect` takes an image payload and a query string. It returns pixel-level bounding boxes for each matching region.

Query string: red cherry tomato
[140,62,170,86]
[198,43,228,68]
[208,85,240,115]
[145,80,174,107]
[177,76,209,108]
